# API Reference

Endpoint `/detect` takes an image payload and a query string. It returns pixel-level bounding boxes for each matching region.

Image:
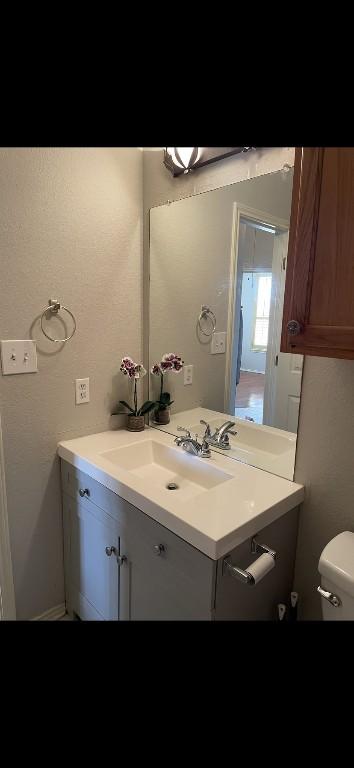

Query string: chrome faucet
[174,427,211,458]
[199,419,237,450]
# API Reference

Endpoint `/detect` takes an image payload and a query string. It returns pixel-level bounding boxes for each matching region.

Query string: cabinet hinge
[282,257,286,270]
[275,354,279,366]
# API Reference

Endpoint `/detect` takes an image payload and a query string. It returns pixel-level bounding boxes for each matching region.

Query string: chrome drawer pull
[317,586,341,607]
[79,488,90,498]
[153,544,165,556]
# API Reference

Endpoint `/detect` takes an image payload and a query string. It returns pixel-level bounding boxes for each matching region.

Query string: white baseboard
[33,603,66,621]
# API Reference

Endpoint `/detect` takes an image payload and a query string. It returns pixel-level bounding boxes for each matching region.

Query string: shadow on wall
[29,315,67,358]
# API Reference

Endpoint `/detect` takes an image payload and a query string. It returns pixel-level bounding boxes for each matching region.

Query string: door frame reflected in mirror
[225,203,290,422]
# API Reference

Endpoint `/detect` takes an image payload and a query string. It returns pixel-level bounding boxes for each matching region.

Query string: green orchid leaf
[138,400,157,416]
[118,400,135,414]
[156,399,174,411]
[159,392,174,406]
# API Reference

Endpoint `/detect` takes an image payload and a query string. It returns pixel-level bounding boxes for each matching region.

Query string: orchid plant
[113,357,156,417]
[150,353,184,413]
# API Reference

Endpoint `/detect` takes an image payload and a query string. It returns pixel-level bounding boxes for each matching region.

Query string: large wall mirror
[148,167,303,480]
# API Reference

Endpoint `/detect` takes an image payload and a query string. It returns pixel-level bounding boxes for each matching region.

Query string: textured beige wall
[149,173,293,413]
[0,148,143,619]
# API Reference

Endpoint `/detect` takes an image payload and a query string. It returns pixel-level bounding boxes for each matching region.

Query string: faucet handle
[200,419,211,437]
[200,437,211,458]
[177,426,191,438]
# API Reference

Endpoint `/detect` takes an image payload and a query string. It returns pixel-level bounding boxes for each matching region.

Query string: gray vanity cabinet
[61,461,128,621]
[120,503,216,620]
[61,460,215,621]
[63,494,120,620]
[61,460,298,621]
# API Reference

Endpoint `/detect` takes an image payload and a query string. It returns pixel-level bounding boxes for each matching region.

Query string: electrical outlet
[211,332,226,354]
[75,378,90,404]
[184,364,193,385]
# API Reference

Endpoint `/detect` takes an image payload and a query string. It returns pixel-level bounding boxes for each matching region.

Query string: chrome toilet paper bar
[223,538,276,586]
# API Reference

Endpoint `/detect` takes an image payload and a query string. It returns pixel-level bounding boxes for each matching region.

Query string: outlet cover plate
[184,365,193,385]
[75,378,90,404]
[211,332,226,354]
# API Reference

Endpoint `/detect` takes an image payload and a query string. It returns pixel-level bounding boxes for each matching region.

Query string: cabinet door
[119,505,215,621]
[64,494,119,621]
[281,147,354,359]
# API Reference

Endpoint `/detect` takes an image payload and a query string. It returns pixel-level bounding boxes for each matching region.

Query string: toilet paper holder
[223,538,276,586]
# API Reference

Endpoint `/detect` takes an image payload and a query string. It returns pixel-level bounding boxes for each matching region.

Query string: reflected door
[273,352,303,432]
[264,231,303,432]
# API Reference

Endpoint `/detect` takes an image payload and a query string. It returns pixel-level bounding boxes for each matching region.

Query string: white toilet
[318,531,354,620]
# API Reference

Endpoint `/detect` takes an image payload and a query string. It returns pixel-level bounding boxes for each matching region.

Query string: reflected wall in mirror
[148,168,303,480]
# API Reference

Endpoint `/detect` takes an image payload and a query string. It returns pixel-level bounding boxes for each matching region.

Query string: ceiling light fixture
[163,147,258,177]
[164,148,201,175]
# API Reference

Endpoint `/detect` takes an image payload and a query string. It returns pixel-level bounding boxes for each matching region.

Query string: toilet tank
[318,531,354,620]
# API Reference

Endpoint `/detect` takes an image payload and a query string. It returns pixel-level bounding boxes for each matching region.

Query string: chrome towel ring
[198,304,216,337]
[40,298,77,343]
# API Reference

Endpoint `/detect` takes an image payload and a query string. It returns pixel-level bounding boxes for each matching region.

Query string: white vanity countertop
[58,427,304,560]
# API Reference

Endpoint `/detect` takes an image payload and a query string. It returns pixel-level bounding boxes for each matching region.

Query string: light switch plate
[211,332,226,354]
[1,340,38,375]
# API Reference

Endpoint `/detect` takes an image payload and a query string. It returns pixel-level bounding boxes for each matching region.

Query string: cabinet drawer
[122,504,216,620]
[61,459,130,523]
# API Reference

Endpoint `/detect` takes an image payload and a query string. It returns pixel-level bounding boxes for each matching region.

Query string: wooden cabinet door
[281,147,354,359]
[64,494,119,621]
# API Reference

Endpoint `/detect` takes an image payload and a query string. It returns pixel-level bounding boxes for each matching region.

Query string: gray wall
[144,147,354,620]
[293,357,354,619]
[150,190,233,413]
[0,148,143,619]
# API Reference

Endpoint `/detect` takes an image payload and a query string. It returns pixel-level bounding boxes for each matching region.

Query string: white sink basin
[189,418,294,456]
[100,439,233,502]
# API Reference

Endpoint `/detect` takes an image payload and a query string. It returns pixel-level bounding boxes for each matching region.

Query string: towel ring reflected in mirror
[197,305,216,337]
[40,298,77,343]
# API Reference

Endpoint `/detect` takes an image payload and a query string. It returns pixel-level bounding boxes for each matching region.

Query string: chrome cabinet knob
[153,544,165,556]
[79,488,90,498]
[105,546,115,556]
[105,547,126,565]
[287,320,302,336]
